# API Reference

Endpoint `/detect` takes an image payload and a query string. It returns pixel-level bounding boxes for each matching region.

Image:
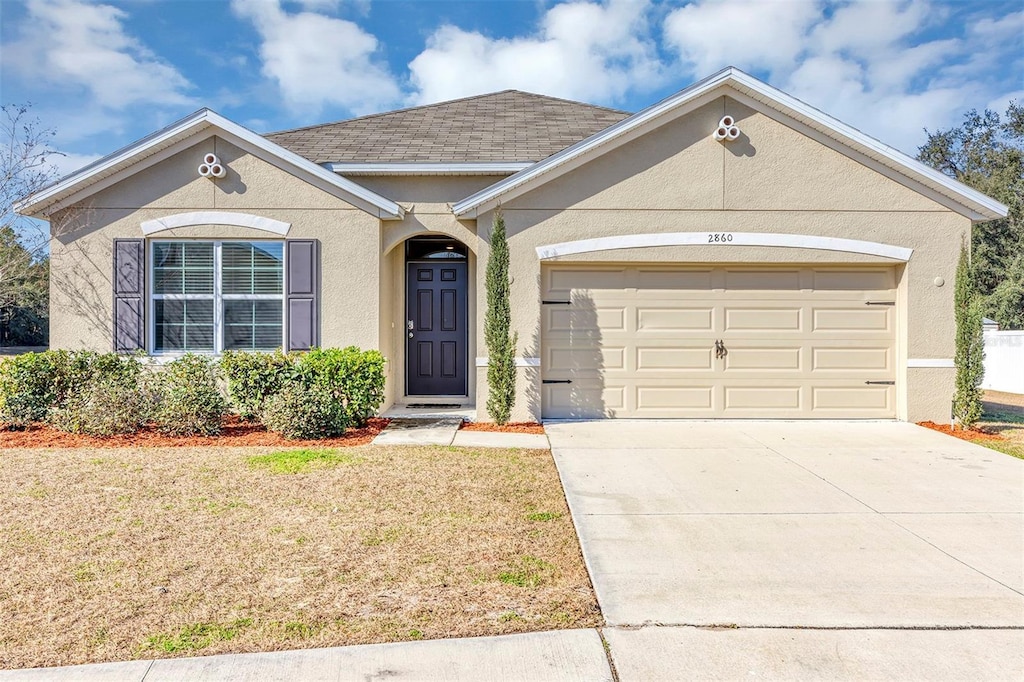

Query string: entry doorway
[405,237,469,396]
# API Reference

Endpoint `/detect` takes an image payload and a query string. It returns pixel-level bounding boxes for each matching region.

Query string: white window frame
[148,239,287,356]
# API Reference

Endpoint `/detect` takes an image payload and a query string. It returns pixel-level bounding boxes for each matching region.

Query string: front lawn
[979,391,1024,460]
[0,444,599,669]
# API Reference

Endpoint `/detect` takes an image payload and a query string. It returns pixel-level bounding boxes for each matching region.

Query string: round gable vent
[198,153,227,178]
[713,116,741,142]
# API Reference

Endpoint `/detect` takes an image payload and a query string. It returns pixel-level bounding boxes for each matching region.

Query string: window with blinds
[151,241,284,354]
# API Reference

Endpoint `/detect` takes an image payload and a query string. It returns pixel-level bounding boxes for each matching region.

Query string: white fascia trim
[200,111,403,220]
[14,109,213,216]
[327,162,532,175]
[536,232,913,261]
[141,211,290,236]
[907,359,955,368]
[475,357,541,367]
[452,67,1008,221]
[15,109,404,221]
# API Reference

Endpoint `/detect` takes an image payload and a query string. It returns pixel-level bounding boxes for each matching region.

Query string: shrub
[262,382,348,440]
[0,350,141,428]
[152,355,227,436]
[295,347,385,426]
[220,350,295,420]
[48,379,153,436]
[484,209,518,425]
[953,242,985,428]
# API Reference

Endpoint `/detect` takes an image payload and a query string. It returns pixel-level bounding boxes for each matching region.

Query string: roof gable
[452,68,1008,222]
[16,109,404,220]
[265,90,629,164]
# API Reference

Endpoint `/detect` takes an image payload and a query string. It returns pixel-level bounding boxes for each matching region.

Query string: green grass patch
[143,619,253,653]
[247,449,362,474]
[281,621,322,639]
[525,511,562,522]
[982,409,1024,424]
[498,555,556,588]
[975,439,1024,460]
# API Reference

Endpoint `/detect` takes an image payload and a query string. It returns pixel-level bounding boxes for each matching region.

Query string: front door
[406,261,468,395]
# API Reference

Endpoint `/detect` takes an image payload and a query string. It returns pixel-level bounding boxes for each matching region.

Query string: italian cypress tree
[484,209,517,424]
[952,240,985,429]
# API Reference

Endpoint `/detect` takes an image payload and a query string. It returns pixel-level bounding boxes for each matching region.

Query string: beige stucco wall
[48,99,973,424]
[50,136,384,372]
[486,96,970,423]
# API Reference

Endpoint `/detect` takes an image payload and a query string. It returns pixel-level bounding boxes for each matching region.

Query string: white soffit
[453,67,1008,222]
[15,109,404,221]
[141,212,290,236]
[327,162,532,176]
[536,232,914,261]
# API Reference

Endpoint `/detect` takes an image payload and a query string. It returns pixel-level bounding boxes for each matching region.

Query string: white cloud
[8,0,193,109]
[807,0,933,58]
[407,0,665,106]
[663,0,820,75]
[231,0,401,116]
[661,0,1021,153]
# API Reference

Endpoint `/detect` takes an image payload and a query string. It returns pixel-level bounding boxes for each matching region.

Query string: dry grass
[979,391,1024,460]
[0,445,599,669]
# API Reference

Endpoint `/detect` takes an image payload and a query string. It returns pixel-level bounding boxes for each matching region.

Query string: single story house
[16,67,1008,423]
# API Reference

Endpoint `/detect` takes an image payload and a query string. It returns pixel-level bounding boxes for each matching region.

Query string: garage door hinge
[542,300,572,305]
[864,380,895,385]
[865,301,896,306]
[542,379,572,384]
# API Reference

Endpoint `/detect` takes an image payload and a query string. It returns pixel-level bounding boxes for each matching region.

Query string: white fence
[982,331,1024,395]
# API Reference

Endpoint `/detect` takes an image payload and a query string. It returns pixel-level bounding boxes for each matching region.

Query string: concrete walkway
[371,417,549,448]
[5,626,1020,680]
[0,630,612,682]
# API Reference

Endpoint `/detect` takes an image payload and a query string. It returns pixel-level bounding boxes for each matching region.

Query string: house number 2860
[708,232,734,243]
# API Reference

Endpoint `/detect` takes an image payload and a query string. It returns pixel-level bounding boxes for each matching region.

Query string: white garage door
[541,265,897,419]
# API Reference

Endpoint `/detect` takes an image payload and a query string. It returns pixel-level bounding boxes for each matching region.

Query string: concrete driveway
[548,420,1024,679]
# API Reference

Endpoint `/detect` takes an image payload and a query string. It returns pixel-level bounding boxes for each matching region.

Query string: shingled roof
[264,90,630,164]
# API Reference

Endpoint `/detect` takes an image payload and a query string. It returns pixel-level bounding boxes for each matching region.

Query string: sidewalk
[0,630,611,682]
[371,418,549,449]
[5,626,1019,681]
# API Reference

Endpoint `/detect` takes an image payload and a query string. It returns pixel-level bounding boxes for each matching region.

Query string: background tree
[952,241,984,429]
[1,104,61,345]
[918,103,1024,328]
[484,209,517,425]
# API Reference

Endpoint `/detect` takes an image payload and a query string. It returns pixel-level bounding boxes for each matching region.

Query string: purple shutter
[286,240,319,351]
[112,239,145,352]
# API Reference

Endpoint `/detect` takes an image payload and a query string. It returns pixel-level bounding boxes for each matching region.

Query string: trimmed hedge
[0,350,141,428]
[48,378,155,436]
[0,346,384,438]
[294,347,386,427]
[219,346,385,429]
[152,355,227,436]
[220,350,295,420]
[262,382,348,440]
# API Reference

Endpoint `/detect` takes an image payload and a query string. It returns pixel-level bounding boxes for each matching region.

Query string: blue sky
[2,0,1022,178]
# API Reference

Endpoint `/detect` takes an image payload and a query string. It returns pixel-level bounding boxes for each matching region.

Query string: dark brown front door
[406,261,468,396]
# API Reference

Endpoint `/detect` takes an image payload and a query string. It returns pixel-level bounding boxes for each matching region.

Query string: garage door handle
[865,301,895,306]
[542,300,572,305]
[714,339,728,359]
[865,380,895,385]
[542,379,572,384]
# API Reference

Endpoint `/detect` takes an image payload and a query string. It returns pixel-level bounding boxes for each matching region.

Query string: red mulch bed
[917,421,1005,442]
[0,417,389,449]
[460,421,545,434]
